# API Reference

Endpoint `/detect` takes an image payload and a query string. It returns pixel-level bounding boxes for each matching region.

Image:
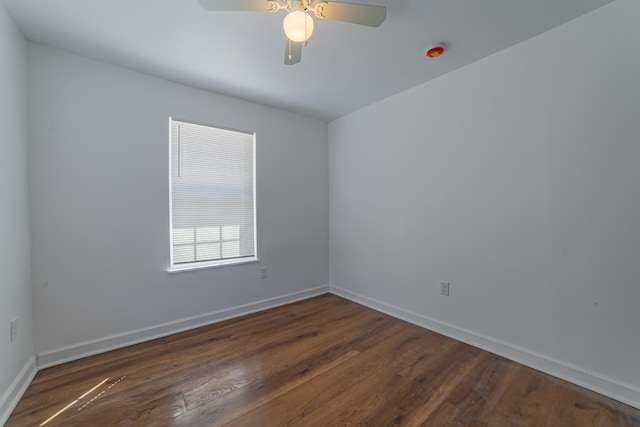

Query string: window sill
[167,256,260,274]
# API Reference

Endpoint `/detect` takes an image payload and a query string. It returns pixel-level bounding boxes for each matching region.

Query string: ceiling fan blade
[313,1,386,27]
[197,0,277,12]
[284,39,302,65]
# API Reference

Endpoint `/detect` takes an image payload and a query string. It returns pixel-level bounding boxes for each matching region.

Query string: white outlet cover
[440,282,450,296]
[10,318,18,341]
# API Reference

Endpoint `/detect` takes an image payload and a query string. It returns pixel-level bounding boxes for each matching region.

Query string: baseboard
[37,285,329,369]
[0,356,38,426]
[330,286,640,410]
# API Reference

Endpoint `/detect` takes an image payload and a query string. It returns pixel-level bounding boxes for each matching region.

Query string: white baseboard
[37,285,329,369]
[0,356,38,426]
[330,286,640,410]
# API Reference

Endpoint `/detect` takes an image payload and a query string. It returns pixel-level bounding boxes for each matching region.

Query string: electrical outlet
[10,318,18,342]
[440,282,450,296]
[260,267,268,279]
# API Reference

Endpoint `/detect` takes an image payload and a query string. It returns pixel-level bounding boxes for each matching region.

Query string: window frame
[167,117,258,273]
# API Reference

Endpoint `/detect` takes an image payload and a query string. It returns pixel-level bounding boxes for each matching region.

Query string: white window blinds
[170,119,256,268]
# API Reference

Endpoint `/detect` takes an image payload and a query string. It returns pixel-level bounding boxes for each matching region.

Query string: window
[169,119,256,271]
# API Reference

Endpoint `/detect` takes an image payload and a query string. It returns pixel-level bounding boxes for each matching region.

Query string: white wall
[0,1,35,422]
[329,0,640,406]
[28,43,328,360]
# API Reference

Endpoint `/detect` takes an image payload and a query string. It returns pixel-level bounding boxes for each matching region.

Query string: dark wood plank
[223,321,428,427]
[6,294,640,427]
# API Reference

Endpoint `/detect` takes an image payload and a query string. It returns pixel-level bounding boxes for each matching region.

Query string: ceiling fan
[197,0,387,65]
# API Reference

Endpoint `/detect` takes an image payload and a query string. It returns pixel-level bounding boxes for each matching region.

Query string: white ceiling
[3,0,612,121]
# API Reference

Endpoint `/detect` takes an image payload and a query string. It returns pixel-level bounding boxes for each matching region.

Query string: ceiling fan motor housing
[287,0,312,12]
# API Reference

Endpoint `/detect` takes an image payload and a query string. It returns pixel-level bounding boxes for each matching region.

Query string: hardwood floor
[7,294,640,426]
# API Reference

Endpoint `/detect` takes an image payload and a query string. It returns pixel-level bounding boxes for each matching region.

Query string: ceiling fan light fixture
[197,0,386,65]
[283,11,314,42]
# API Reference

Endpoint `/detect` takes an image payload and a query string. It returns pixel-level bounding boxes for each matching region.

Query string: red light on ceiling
[426,44,445,58]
